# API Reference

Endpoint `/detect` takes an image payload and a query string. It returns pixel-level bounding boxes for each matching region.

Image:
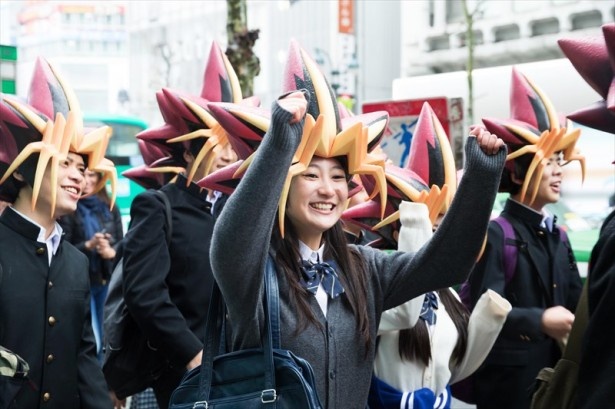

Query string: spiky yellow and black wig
[200,40,390,237]
[135,41,258,187]
[0,58,116,214]
[482,68,585,206]
[342,102,456,248]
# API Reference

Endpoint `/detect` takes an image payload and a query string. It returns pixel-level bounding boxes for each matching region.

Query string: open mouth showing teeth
[63,186,80,195]
[311,203,334,211]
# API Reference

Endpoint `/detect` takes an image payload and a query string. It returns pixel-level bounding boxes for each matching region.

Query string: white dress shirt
[11,207,63,265]
[298,240,329,316]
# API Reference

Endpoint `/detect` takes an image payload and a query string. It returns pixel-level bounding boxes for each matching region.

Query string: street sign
[362,97,464,168]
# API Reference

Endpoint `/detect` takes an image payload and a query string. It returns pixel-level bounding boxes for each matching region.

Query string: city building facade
[401,0,612,76]
[2,1,612,121]
[1,0,129,114]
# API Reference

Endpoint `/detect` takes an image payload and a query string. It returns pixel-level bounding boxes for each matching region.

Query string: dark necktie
[419,292,438,326]
[299,259,345,299]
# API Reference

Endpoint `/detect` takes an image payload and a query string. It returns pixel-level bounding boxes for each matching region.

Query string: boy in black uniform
[467,67,584,409]
[115,42,245,409]
[0,58,116,409]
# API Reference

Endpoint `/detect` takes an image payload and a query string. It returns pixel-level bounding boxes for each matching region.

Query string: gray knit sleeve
[363,136,507,311]
[210,99,304,329]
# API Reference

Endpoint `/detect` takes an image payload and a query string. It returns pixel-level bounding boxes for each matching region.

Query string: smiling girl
[209,41,507,409]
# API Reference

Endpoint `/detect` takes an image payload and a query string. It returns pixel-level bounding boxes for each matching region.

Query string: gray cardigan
[210,101,506,408]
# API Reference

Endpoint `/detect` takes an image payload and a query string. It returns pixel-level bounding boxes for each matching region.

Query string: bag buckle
[192,401,208,409]
[261,389,277,403]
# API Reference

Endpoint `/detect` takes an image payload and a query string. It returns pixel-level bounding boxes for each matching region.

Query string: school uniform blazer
[0,207,112,409]
[577,209,615,408]
[121,175,215,369]
[468,198,583,408]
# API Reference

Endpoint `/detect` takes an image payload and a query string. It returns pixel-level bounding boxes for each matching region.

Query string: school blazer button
[36,247,45,255]
[46,354,54,363]
[43,392,51,402]
[48,316,57,326]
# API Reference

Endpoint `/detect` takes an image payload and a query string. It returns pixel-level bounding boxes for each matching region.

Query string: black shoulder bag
[169,256,323,409]
[102,189,172,399]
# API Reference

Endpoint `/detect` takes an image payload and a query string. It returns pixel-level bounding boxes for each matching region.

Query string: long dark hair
[270,216,372,352]
[397,288,470,366]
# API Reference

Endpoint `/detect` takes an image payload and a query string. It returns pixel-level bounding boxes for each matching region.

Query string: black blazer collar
[0,206,42,241]
[173,173,210,202]
[504,198,544,227]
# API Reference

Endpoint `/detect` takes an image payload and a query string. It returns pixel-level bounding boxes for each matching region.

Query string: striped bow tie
[419,292,438,326]
[299,260,345,299]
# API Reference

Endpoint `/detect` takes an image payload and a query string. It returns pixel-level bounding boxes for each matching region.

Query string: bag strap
[492,216,518,286]
[460,216,569,310]
[562,281,588,363]
[266,255,282,349]
[263,256,277,389]
[459,216,523,308]
[196,256,280,401]
[496,215,560,307]
[458,217,513,309]
[152,189,173,244]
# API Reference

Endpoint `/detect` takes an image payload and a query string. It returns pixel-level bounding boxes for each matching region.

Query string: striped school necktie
[299,259,345,299]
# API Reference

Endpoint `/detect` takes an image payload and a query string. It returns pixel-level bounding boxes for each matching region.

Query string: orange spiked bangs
[122,139,183,190]
[195,102,270,194]
[341,164,432,249]
[482,67,585,206]
[200,40,389,238]
[276,40,389,236]
[130,89,187,185]
[138,41,259,187]
[0,58,116,214]
[342,102,456,247]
